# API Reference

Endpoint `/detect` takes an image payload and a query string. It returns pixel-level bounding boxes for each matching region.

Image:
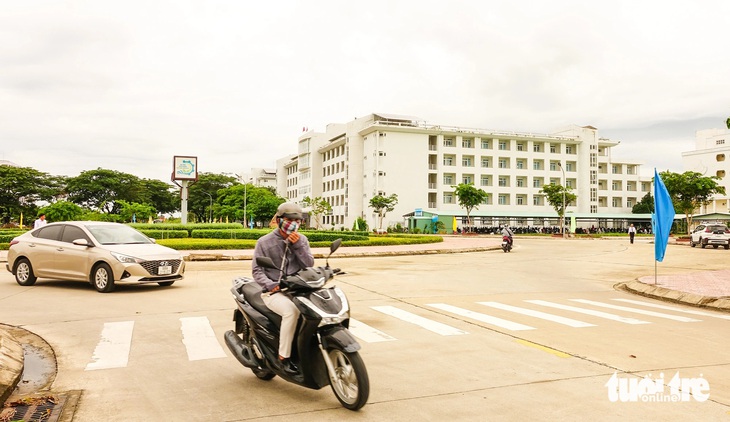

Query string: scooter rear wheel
[327,347,369,410]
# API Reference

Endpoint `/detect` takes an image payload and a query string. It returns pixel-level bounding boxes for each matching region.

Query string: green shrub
[139,230,189,239]
[190,229,268,240]
[156,238,258,250]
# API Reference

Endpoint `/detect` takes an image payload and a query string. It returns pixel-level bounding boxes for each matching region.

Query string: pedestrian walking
[628,224,637,244]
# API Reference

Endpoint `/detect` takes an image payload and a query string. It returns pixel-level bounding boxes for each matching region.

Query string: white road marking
[612,298,730,320]
[569,299,701,322]
[525,300,650,324]
[428,303,535,331]
[349,318,397,342]
[478,302,596,328]
[85,321,134,371]
[372,305,468,335]
[180,316,227,361]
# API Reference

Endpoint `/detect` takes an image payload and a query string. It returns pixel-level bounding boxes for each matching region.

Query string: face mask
[279,219,300,235]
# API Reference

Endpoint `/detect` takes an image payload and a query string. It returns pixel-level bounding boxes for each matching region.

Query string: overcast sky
[1,1,729,182]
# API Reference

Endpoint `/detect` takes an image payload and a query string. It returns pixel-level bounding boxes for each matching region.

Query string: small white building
[276,113,653,231]
[682,128,730,214]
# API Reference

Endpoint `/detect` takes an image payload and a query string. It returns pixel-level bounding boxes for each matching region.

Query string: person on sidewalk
[251,202,314,375]
[628,224,637,244]
[33,213,47,229]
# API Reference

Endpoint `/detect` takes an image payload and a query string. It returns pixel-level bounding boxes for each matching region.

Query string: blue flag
[652,169,675,262]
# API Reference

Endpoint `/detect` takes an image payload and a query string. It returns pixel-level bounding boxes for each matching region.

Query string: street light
[557,161,566,238]
[202,191,212,223]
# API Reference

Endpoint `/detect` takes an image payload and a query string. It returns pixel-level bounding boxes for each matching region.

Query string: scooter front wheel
[328,347,369,410]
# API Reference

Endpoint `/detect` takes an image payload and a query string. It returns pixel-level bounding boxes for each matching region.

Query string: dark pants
[629,233,635,244]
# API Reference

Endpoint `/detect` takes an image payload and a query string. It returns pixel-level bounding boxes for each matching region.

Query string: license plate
[158,265,172,275]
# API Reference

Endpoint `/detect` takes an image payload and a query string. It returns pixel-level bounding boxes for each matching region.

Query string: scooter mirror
[331,238,342,254]
[256,256,277,269]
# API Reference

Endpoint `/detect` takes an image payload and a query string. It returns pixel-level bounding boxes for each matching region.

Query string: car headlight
[111,252,144,264]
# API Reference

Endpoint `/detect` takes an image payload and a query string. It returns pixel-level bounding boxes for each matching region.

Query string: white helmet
[276,202,303,220]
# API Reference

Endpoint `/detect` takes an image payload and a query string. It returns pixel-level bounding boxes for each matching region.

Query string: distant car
[6,221,185,292]
[690,224,730,249]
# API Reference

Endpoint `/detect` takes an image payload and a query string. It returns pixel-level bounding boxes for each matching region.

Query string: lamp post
[557,161,566,238]
[202,191,213,223]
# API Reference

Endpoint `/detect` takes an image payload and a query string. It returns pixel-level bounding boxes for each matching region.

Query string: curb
[183,246,501,261]
[616,281,730,312]
[0,328,23,404]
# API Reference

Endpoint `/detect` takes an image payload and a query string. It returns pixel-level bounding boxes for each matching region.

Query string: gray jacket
[252,229,314,291]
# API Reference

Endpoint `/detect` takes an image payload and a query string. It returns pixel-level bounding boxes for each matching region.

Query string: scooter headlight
[298,287,350,327]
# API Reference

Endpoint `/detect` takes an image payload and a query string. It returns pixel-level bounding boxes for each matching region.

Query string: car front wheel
[14,258,37,286]
[700,238,706,248]
[91,263,115,293]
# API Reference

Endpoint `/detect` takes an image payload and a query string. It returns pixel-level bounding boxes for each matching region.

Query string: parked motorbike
[223,239,369,411]
[501,235,512,252]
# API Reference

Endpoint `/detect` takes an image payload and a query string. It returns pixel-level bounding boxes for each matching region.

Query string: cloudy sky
[1,0,728,182]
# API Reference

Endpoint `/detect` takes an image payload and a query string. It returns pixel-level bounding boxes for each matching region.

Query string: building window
[444,193,454,204]
[499,140,508,150]
[590,188,597,201]
[550,144,557,153]
[443,174,454,185]
[516,159,525,169]
[718,170,726,178]
[443,137,454,147]
[480,175,491,186]
[550,162,557,171]
[498,177,508,187]
[590,153,597,167]
[444,155,454,166]
[566,162,574,171]
[612,181,621,191]
[718,154,726,162]
[612,197,621,207]
[717,140,725,145]
[516,177,525,187]
[462,156,474,167]
[498,194,508,205]
[590,170,597,184]
[516,195,525,205]
[533,143,543,152]
[498,158,509,169]
[533,178,543,188]
[612,165,621,174]
[481,139,491,149]
[463,175,473,184]
[533,195,542,206]
[533,160,542,170]
[462,138,474,148]
[481,157,491,168]
[590,205,597,213]
[566,145,574,154]
[517,143,525,151]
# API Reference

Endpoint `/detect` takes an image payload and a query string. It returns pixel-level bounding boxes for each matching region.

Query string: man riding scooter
[251,202,313,375]
[501,226,514,248]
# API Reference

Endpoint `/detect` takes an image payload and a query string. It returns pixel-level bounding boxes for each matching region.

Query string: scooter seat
[241,282,282,327]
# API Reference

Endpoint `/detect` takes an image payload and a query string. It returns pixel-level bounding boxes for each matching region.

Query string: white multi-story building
[276,113,653,231]
[682,128,730,214]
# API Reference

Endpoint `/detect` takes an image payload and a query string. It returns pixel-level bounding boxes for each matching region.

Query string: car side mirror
[72,239,92,247]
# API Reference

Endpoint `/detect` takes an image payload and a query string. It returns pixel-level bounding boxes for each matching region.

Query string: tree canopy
[632,192,654,214]
[452,183,488,230]
[0,166,63,224]
[659,170,726,233]
[539,184,577,225]
[369,194,398,231]
[302,196,332,229]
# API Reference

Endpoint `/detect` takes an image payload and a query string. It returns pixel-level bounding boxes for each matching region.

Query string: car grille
[140,259,182,275]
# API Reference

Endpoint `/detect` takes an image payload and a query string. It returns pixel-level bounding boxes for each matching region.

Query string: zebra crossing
[82,298,727,370]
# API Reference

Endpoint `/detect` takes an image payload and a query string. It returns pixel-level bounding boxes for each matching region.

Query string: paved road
[2,237,730,421]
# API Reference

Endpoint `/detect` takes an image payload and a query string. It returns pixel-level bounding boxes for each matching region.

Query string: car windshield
[86,224,154,245]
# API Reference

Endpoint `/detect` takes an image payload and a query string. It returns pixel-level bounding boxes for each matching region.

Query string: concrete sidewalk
[2,235,729,405]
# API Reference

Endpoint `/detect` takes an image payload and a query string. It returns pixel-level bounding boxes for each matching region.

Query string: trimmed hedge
[139,230,189,239]
[129,223,244,236]
[154,235,442,250]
